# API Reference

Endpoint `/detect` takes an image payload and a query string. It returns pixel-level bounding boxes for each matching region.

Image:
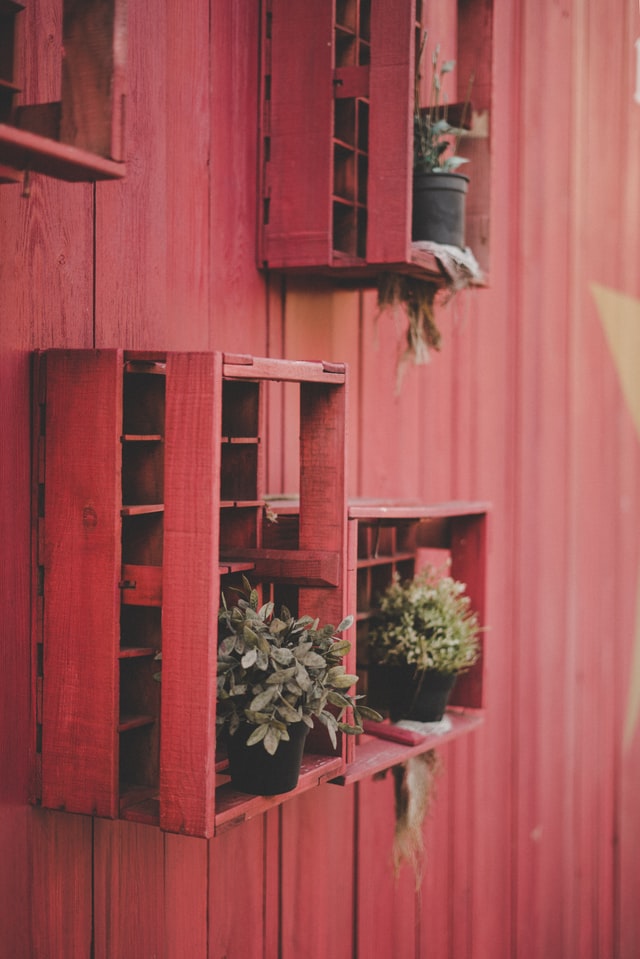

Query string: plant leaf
[241,648,257,669]
[329,673,359,689]
[300,651,327,669]
[246,723,268,746]
[264,726,280,755]
[265,665,297,685]
[250,688,277,711]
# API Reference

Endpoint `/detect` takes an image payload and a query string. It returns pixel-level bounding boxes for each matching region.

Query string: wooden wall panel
[210,0,266,352]
[95,0,211,351]
[209,814,271,959]
[357,774,418,959]
[164,835,209,958]
[93,819,165,959]
[29,810,93,959]
[2,0,640,956]
[280,784,356,959]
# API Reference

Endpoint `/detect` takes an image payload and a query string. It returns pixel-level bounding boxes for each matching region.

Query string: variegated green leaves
[217,578,381,754]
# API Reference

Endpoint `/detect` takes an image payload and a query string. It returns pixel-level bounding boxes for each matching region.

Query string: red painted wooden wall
[2,1,640,957]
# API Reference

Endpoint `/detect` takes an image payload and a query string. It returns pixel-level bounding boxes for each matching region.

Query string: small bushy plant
[414,32,472,175]
[369,565,480,675]
[217,578,381,755]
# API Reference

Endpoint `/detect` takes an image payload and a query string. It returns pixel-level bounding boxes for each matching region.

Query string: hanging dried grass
[391,748,442,889]
[375,273,442,392]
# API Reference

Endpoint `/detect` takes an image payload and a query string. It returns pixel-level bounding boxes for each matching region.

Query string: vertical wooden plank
[209,815,268,959]
[298,377,348,628]
[165,0,210,346]
[29,809,93,959]
[262,0,334,268]
[94,0,167,349]
[1,4,96,954]
[356,775,417,959]
[367,0,414,265]
[164,834,209,958]
[41,349,122,818]
[210,0,266,349]
[281,784,356,959]
[161,352,221,837]
[93,818,165,959]
[0,807,30,957]
[60,0,127,159]
[448,512,487,709]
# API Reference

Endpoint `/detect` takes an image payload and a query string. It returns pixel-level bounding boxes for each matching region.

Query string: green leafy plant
[369,564,481,675]
[217,578,381,755]
[414,31,472,175]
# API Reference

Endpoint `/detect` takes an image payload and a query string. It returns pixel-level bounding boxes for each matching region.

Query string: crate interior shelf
[32,349,350,838]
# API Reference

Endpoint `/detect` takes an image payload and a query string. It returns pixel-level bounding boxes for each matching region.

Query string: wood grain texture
[262,0,334,268]
[367,0,413,265]
[209,814,268,959]
[93,818,165,959]
[210,0,266,351]
[356,775,417,959]
[29,809,93,959]
[280,784,356,959]
[41,350,122,817]
[164,834,208,958]
[161,352,221,837]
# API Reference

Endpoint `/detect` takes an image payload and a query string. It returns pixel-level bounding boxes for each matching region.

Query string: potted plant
[412,32,473,248]
[368,564,481,722]
[217,578,381,795]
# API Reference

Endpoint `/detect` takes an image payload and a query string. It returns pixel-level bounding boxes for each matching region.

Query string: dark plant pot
[226,722,309,795]
[384,665,458,723]
[412,171,469,247]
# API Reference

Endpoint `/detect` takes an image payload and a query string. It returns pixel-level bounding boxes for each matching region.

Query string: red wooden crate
[32,350,350,837]
[258,0,493,279]
[265,499,489,781]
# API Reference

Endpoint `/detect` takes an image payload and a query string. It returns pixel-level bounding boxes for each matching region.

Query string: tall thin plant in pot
[368,564,481,722]
[217,579,381,795]
[412,31,473,248]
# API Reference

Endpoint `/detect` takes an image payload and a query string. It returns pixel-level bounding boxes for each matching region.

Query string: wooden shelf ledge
[220,547,341,587]
[223,354,346,384]
[0,123,126,182]
[214,753,344,833]
[331,710,484,786]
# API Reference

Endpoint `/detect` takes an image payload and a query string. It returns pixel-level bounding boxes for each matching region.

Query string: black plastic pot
[382,665,458,723]
[412,171,469,247]
[226,722,309,795]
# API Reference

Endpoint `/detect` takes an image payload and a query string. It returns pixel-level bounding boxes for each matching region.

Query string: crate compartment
[220,442,259,502]
[121,440,164,505]
[120,605,161,653]
[123,371,166,435]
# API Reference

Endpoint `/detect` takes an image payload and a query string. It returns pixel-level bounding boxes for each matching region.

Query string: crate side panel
[161,352,222,837]
[262,0,334,268]
[41,350,122,817]
[367,0,414,265]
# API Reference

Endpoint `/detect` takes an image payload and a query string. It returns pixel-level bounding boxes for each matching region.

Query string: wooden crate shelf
[265,498,490,779]
[259,0,493,280]
[32,349,350,837]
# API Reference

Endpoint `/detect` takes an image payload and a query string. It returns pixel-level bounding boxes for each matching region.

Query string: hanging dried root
[392,749,442,889]
[376,273,442,392]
